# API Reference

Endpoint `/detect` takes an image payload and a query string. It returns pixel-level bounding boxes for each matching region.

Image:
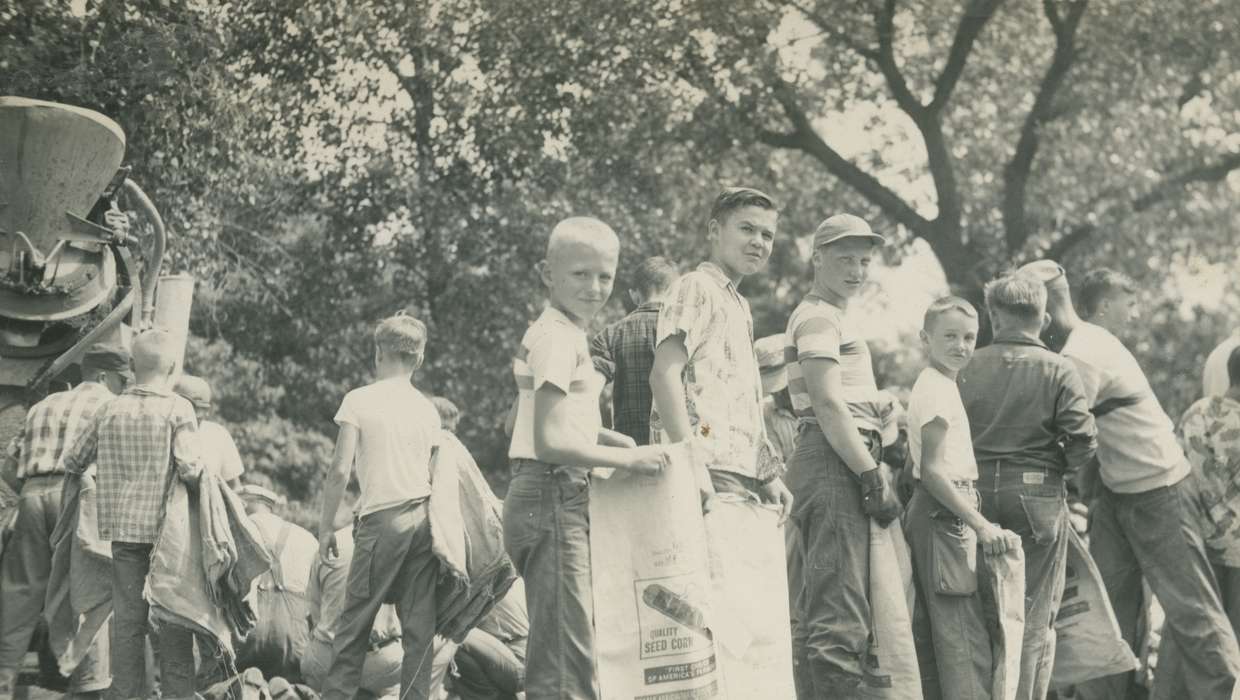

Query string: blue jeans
[451,628,525,700]
[323,499,438,700]
[905,483,992,700]
[976,461,1069,700]
[784,427,879,699]
[501,461,596,700]
[1077,475,1240,700]
[110,541,195,700]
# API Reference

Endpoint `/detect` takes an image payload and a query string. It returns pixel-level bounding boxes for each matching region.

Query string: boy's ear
[1041,312,1052,332]
[627,289,641,307]
[706,218,719,244]
[918,328,930,346]
[536,259,553,287]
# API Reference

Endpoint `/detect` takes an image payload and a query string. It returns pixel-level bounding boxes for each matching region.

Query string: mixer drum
[0,97,125,324]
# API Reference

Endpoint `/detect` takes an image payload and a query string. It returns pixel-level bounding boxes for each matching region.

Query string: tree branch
[873,0,925,117]
[929,0,1004,112]
[760,81,934,236]
[1001,0,1087,254]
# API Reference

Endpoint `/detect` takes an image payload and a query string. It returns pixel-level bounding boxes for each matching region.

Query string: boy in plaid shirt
[60,329,204,699]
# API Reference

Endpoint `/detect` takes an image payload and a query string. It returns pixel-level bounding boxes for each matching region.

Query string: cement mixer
[0,96,186,452]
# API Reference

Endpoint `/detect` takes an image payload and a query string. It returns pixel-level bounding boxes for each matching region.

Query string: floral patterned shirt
[1180,395,1240,566]
[652,262,780,482]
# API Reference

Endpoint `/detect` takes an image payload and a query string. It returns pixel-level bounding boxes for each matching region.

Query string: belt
[510,458,582,475]
[20,472,64,487]
[369,635,400,652]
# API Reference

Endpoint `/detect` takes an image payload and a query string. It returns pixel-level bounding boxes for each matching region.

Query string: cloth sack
[1050,529,1138,688]
[858,520,922,699]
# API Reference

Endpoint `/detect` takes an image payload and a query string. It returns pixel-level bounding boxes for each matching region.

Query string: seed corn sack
[1050,529,1138,688]
[984,545,1026,700]
[590,441,726,699]
[858,520,922,700]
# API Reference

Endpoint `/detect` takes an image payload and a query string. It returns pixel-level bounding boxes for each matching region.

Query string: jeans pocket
[1020,493,1065,545]
[502,478,547,551]
[557,474,590,509]
[347,529,379,600]
[930,513,978,596]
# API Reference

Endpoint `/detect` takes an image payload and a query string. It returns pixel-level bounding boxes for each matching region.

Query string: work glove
[859,467,902,527]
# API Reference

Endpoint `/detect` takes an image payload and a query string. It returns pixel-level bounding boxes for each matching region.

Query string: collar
[697,261,736,291]
[991,331,1047,349]
[126,383,172,397]
[542,303,585,332]
[634,301,663,313]
[75,381,113,394]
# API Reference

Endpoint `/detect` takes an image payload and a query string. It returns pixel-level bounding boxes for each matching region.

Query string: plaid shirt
[61,384,203,543]
[7,382,114,479]
[591,301,662,445]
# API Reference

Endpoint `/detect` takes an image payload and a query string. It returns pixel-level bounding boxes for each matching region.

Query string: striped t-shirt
[509,305,604,467]
[784,295,884,433]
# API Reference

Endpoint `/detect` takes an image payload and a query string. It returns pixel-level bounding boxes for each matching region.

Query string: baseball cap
[81,342,131,374]
[754,334,788,395]
[237,484,284,507]
[173,375,212,410]
[812,214,886,249]
[1017,260,1069,291]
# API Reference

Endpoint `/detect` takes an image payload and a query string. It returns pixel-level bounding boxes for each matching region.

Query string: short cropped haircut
[131,329,178,375]
[984,273,1047,322]
[375,312,427,363]
[1077,268,1136,319]
[709,186,778,225]
[923,295,978,330]
[631,256,679,297]
[1229,346,1240,389]
[431,396,461,432]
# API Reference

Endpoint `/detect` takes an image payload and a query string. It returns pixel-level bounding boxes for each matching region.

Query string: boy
[958,274,1096,700]
[173,374,245,489]
[590,255,679,445]
[780,213,898,698]
[316,312,444,700]
[503,217,668,700]
[905,297,1020,700]
[59,330,203,699]
[1076,268,1139,340]
[1021,260,1240,700]
[649,187,791,511]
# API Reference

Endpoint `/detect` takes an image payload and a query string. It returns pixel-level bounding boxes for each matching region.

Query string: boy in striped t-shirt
[782,214,901,697]
[503,217,668,700]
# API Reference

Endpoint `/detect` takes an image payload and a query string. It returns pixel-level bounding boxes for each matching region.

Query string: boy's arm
[919,419,1017,555]
[802,358,879,476]
[533,385,662,473]
[1056,364,1099,475]
[503,395,518,438]
[598,427,636,448]
[171,414,204,485]
[590,328,616,384]
[649,336,694,442]
[60,413,101,478]
[318,423,358,562]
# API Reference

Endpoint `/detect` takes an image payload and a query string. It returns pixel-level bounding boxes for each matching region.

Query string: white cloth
[508,305,604,466]
[1204,334,1240,398]
[334,377,440,516]
[198,420,245,483]
[1062,323,1189,493]
[248,511,317,594]
[907,367,977,481]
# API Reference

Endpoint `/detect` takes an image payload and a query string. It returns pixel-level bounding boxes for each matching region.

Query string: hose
[121,178,166,327]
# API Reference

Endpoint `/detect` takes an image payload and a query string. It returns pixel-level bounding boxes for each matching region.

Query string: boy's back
[335,377,441,516]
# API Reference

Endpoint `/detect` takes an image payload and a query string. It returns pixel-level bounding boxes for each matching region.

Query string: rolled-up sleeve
[656,275,715,359]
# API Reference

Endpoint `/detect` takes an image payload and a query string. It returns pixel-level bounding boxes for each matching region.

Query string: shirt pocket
[930,510,978,596]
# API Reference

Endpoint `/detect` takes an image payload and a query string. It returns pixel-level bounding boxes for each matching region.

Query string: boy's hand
[759,478,793,526]
[625,445,669,476]
[319,532,339,563]
[977,523,1022,557]
[859,467,901,527]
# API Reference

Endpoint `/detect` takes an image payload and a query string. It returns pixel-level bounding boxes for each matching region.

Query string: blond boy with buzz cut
[316,312,444,700]
[904,296,1020,700]
[503,216,668,700]
[59,329,204,700]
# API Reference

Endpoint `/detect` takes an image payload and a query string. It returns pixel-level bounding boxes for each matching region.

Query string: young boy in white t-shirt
[904,296,1020,700]
[315,313,444,700]
[503,217,668,700]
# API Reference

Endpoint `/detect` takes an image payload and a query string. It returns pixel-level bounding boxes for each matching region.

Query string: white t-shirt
[199,420,245,483]
[248,511,317,594]
[1062,323,1189,493]
[508,306,604,469]
[907,367,977,481]
[334,377,441,516]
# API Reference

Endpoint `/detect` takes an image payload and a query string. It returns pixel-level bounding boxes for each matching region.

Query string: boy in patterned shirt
[503,217,668,700]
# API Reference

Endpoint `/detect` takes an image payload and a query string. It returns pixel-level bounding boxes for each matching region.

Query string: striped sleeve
[792,308,842,363]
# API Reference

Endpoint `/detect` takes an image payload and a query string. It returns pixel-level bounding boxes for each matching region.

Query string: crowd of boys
[2,184,1239,700]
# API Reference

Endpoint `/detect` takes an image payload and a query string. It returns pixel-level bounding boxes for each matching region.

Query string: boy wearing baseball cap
[782,213,901,697]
